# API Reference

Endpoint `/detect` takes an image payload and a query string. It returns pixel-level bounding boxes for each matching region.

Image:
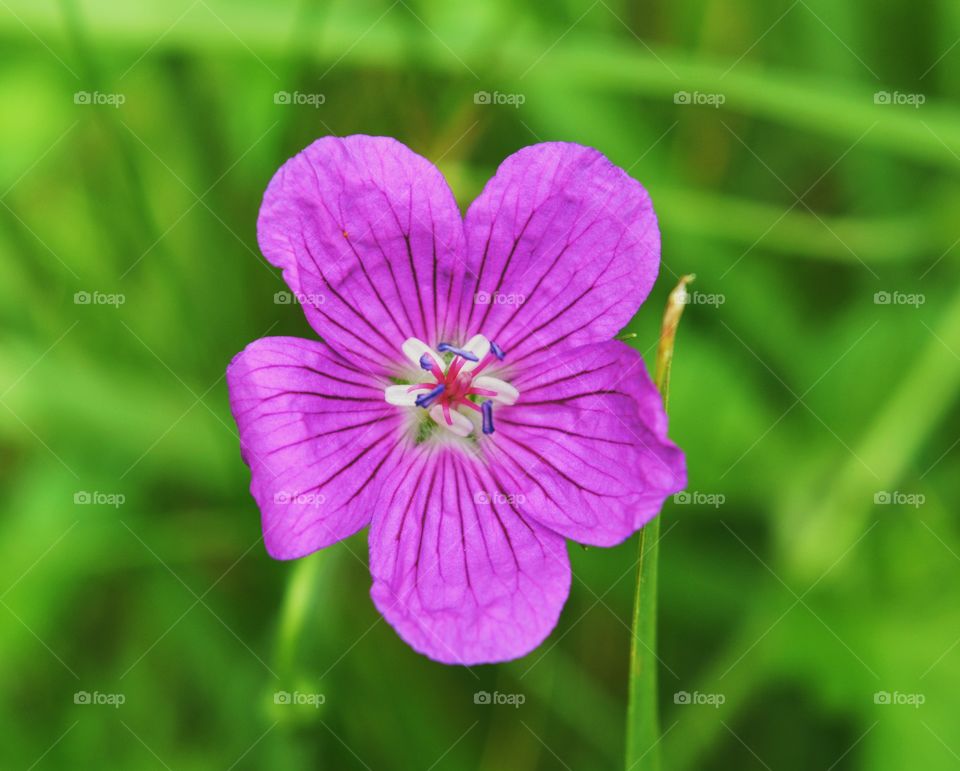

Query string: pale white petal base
[459,334,492,372]
[401,338,444,371]
[429,405,474,437]
[473,375,519,405]
[385,384,420,406]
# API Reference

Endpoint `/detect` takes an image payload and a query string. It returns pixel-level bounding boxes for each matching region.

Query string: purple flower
[227,136,686,664]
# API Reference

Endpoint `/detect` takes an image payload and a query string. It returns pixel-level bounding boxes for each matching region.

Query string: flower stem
[275,553,322,678]
[625,274,694,770]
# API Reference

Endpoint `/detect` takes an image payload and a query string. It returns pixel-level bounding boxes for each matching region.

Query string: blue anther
[437,342,479,362]
[414,383,445,409]
[489,341,505,360]
[419,353,435,371]
[481,400,495,434]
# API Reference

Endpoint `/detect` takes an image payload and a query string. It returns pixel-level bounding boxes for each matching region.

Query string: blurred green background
[2,0,958,768]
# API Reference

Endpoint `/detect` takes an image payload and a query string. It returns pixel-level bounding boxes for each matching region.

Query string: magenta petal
[258,136,468,373]
[368,448,572,664]
[489,341,686,547]
[461,143,660,366]
[227,336,405,559]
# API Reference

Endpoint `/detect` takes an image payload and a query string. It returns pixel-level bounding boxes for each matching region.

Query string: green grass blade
[625,275,694,770]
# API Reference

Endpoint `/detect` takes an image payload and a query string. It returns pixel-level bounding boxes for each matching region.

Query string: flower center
[384,334,518,438]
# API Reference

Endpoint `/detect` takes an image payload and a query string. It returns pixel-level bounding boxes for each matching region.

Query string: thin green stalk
[625,275,694,770]
[275,551,327,679]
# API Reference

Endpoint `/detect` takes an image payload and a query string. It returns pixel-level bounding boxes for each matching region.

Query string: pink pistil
[407,383,436,392]
[425,359,445,381]
[410,340,509,431]
[470,352,496,377]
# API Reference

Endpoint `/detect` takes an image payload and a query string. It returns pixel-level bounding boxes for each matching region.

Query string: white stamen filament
[385,335,517,437]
